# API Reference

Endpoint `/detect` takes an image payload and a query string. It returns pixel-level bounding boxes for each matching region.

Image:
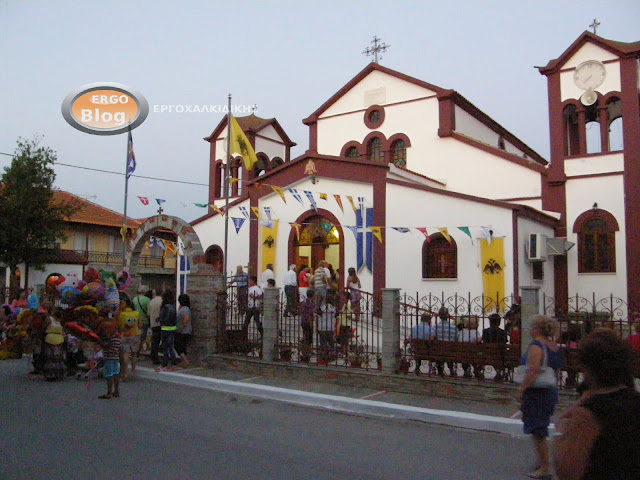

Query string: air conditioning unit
[526,233,547,261]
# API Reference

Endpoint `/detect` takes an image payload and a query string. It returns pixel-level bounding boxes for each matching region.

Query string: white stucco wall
[255,135,286,161]
[385,183,517,301]
[516,216,555,309]
[564,152,624,177]
[565,175,627,301]
[560,43,621,102]
[454,106,526,157]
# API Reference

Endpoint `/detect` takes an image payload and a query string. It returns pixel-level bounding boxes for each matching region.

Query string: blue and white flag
[288,188,304,206]
[232,217,246,234]
[391,227,411,233]
[155,198,166,206]
[263,206,272,220]
[355,207,374,272]
[238,206,250,219]
[126,129,136,179]
[303,191,317,211]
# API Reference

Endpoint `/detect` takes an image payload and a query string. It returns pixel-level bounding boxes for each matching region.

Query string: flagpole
[122,126,131,267]
[223,94,232,287]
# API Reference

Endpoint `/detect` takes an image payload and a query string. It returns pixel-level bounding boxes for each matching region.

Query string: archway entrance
[289,210,344,278]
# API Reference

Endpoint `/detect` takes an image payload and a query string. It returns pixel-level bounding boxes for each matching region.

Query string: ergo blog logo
[61,82,149,135]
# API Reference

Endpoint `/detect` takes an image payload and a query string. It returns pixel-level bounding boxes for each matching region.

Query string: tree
[0,137,79,288]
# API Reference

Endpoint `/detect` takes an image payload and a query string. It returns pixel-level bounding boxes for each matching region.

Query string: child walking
[99,320,121,399]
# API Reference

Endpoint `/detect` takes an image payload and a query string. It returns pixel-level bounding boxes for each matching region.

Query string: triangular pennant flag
[334,195,344,213]
[344,225,358,239]
[119,226,127,242]
[232,217,246,234]
[156,237,165,250]
[289,222,301,242]
[155,199,166,206]
[271,185,286,204]
[346,196,357,212]
[250,207,261,220]
[209,204,224,215]
[457,226,473,244]
[416,227,430,242]
[369,226,383,243]
[263,206,272,220]
[391,227,411,233]
[229,178,239,184]
[438,227,452,243]
[137,196,149,205]
[194,203,207,208]
[259,220,275,229]
[239,206,250,219]
[143,240,150,249]
[319,193,328,201]
[479,226,493,245]
[288,188,304,206]
[303,191,317,211]
[164,240,177,254]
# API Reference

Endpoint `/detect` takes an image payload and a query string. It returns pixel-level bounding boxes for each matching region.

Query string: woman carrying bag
[515,315,563,479]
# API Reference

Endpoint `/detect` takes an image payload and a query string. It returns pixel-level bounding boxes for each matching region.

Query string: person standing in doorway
[283,264,298,317]
[261,264,275,289]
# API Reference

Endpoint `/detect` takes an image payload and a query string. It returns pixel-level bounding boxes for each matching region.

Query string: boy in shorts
[99,321,121,399]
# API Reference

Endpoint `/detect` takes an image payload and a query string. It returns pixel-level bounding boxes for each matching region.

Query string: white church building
[192,31,640,314]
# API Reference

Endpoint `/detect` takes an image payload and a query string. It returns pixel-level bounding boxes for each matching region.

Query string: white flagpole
[223,94,232,287]
[122,126,131,267]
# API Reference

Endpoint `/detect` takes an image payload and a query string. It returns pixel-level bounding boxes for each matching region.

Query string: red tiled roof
[53,191,141,229]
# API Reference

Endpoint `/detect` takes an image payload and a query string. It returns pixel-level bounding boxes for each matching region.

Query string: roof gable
[539,31,640,74]
[303,62,448,124]
[204,114,296,146]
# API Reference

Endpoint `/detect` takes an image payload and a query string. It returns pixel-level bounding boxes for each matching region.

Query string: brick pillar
[189,268,224,361]
[381,288,400,374]
[520,286,540,356]
[262,287,280,361]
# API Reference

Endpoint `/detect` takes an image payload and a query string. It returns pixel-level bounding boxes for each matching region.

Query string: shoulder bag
[514,342,557,388]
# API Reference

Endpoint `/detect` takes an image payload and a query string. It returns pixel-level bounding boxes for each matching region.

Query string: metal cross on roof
[589,18,600,34]
[362,36,390,64]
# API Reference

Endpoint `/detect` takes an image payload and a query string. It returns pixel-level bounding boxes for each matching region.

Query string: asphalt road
[1,359,534,480]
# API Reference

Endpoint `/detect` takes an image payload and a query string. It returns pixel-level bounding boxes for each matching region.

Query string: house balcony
[51,250,176,270]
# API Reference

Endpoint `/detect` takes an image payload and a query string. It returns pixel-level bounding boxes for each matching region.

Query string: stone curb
[137,367,543,437]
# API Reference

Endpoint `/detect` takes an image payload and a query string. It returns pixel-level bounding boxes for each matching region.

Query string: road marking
[241,376,265,382]
[361,390,387,400]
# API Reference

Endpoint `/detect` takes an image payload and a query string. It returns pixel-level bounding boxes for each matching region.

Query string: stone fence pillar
[381,288,400,374]
[520,286,540,355]
[262,287,280,361]
[189,268,224,361]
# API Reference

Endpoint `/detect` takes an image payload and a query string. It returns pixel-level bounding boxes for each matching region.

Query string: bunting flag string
[346,196,357,212]
[458,226,473,244]
[437,227,452,244]
[155,198,166,206]
[271,185,286,203]
[250,207,261,220]
[334,195,344,213]
[344,225,358,240]
[209,204,224,216]
[369,226,383,243]
[289,188,304,206]
[416,227,430,242]
[239,206,250,219]
[391,227,411,233]
[319,193,328,201]
[263,206,272,220]
[137,196,149,205]
[194,203,207,208]
[289,222,301,242]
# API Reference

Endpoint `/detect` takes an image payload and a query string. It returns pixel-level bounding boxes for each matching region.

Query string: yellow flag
[480,238,505,312]
[271,185,286,203]
[319,193,328,201]
[437,227,451,243]
[228,178,239,184]
[164,240,177,255]
[229,115,258,170]
[369,226,383,243]
[250,207,261,220]
[261,222,278,272]
[289,222,300,242]
[209,204,224,215]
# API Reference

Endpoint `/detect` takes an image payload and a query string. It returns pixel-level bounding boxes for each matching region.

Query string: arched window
[272,157,284,168]
[230,158,244,196]
[205,245,223,272]
[607,98,623,151]
[214,161,223,198]
[345,147,360,158]
[367,137,384,162]
[574,210,618,273]
[390,140,406,167]
[422,234,457,279]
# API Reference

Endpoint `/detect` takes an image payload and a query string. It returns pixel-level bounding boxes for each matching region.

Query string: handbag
[514,343,557,388]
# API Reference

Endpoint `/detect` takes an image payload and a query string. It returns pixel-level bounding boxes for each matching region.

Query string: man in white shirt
[147,289,163,365]
[313,260,330,309]
[243,276,263,338]
[283,264,298,317]
[261,264,275,289]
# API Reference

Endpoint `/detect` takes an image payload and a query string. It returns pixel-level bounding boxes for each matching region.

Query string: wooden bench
[410,340,521,379]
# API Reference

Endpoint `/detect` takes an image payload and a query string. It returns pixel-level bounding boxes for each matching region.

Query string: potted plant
[347,342,369,368]
[298,341,312,363]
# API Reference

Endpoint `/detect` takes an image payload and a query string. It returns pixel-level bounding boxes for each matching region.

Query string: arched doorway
[205,244,223,273]
[289,209,344,279]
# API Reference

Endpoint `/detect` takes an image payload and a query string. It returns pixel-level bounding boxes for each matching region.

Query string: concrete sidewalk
[136,358,574,437]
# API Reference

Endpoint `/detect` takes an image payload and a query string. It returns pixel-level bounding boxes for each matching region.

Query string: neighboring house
[192,31,640,314]
[2,191,178,299]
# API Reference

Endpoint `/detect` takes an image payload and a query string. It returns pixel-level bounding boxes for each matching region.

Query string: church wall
[256,177,374,291]
[257,125,281,143]
[564,153,624,177]
[192,199,251,279]
[560,44,621,102]
[321,70,437,118]
[385,183,516,299]
[516,216,555,307]
[504,198,543,211]
[564,175,627,300]
[255,135,285,161]
[454,106,526,157]
[214,136,226,162]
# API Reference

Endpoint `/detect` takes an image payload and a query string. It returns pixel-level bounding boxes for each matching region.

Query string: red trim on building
[364,105,385,129]
[512,210,519,297]
[566,171,624,180]
[572,208,619,233]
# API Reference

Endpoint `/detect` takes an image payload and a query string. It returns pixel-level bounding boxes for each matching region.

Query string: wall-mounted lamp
[593,202,598,212]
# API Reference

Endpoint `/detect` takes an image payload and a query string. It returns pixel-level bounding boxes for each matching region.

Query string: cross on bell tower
[362,36,390,64]
[589,18,600,34]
